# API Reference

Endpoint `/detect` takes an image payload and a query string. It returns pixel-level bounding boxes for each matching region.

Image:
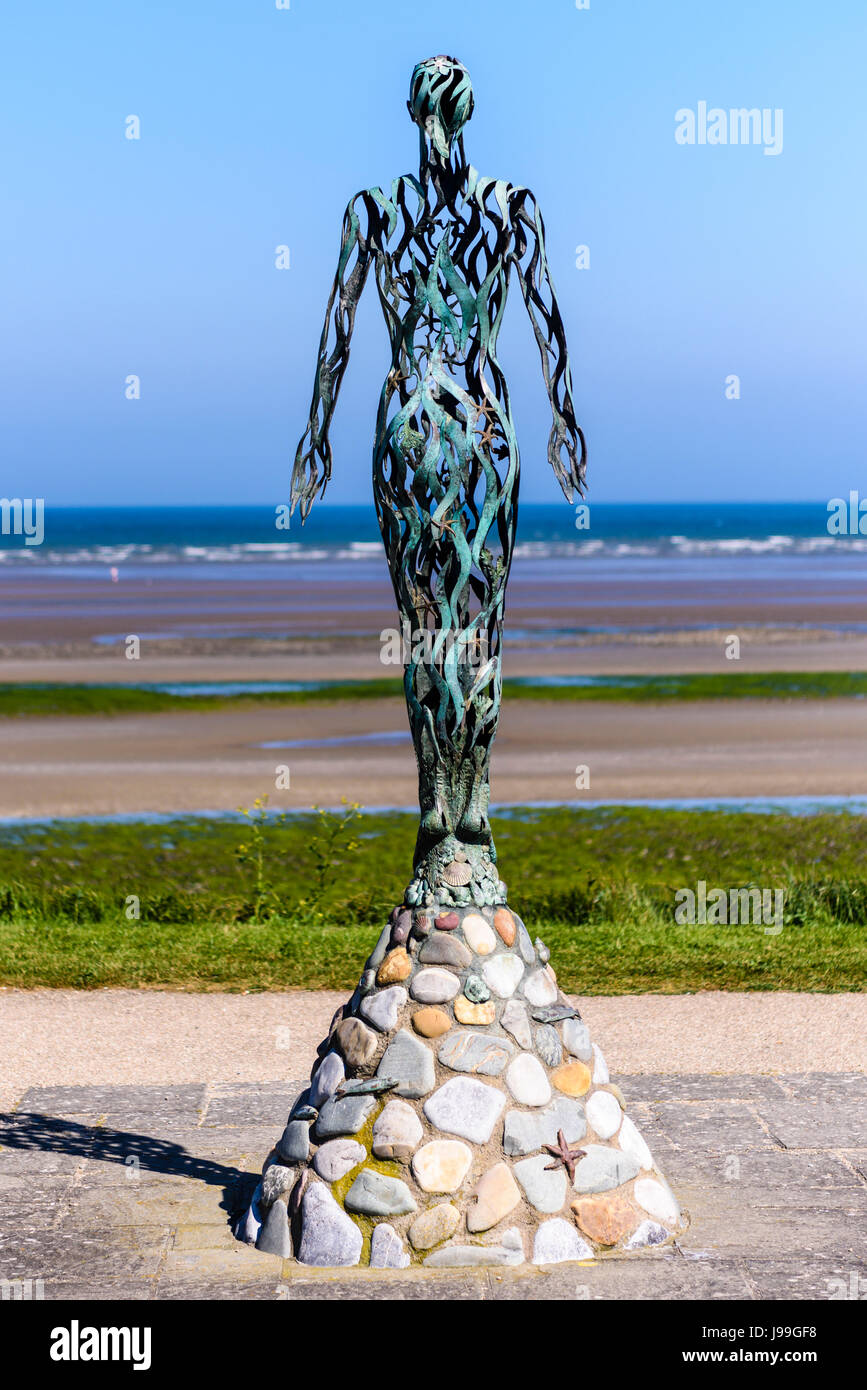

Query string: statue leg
[403,651,504,908]
[373,396,513,907]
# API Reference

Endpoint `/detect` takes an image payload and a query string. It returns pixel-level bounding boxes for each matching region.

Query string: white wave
[3,532,867,566]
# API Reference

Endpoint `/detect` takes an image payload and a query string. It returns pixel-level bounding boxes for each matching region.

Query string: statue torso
[362,170,521,385]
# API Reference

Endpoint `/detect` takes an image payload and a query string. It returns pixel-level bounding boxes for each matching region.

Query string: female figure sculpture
[291,54,586,909]
[244,58,684,1272]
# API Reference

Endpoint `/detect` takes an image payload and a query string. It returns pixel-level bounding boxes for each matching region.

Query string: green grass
[0,807,864,992]
[0,680,403,718]
[1,670,866,718]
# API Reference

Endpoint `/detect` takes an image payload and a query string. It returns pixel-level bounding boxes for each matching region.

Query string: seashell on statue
[441,859,473,887]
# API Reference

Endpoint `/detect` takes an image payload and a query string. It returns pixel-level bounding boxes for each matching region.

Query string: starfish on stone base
[543,1129,586,1184]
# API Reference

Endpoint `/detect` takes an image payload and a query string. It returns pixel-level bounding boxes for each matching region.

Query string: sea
[0,500,863,569]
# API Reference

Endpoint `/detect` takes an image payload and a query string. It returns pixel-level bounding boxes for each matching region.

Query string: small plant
[234,796,287,922]
[297,799,363,918]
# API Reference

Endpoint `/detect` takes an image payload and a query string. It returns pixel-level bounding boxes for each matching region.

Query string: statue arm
[511,189,587,500]
[290,193,373,520]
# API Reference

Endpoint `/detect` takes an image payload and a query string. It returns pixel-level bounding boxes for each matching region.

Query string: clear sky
[2,0,865,506]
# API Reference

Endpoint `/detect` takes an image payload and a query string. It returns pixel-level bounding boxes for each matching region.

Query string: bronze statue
[291,55,586,908]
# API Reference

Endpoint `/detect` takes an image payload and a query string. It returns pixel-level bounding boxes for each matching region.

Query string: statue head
[408,55,474,160]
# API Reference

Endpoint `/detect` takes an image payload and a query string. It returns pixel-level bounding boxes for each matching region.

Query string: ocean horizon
[1,500,864,570]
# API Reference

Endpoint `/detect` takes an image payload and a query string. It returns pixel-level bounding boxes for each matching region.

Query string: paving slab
[676,1194,866,1260]
[743,1256,867,1301]
[2,1071,865,1301]
[277,1270,491,1301]
[201,1081,304,1128]
[623,1073,789,1104]
[15,1083,208,1125]
[661,1148,867,1207]
[486,1256,754,1301]
[653,1101,778,1153]
[757,1100,867,1149]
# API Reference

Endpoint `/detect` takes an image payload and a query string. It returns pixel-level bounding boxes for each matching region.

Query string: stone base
[240,901,687,1268]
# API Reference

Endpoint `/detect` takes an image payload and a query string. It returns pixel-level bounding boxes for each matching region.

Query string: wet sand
[3,553,867,649]
[2,552,865,819]
[2,696,866,820]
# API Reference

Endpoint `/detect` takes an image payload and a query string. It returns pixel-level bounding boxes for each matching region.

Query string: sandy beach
[2,545,865,820]
[3,555,867,653]
[2,695,866,820]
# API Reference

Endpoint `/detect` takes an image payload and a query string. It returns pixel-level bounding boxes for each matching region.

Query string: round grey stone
[256,1196,293,1257]
[561,1017,593,1061]
[372,1097,423,1163]
[359,985,407,1033]
[535,1024,562,1067]
[625,1220,671,1250]
[501,998,532,1050]
[634,1177,680,1225]
[314,1092,376,1140]
[481,953,524,998]
[503,1096,587,1157]
[522,970,558,1008]
[298,1182,363,1267]
[309,1051,345,1109]
[369,1222,411,1268]
[437,1031,515,1076]
[423,1227,524,1268]
[261,1162,296,1206]
[532,1217,593,1265]
[505,1052,551,1107]
[419,934,472,969]
[586,1089,622,1140]
[423,1077,506,1144]
[377,1027,436,1098]
[410,968,461,1004]
[344,1169,417,1218]
[276,1120,311,1164]
[312,1138,366,1182]
[515,916,535,965]
[513,1154,568,1213]
[572,1145,640,1194]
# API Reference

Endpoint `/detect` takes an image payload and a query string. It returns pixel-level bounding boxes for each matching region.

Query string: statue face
[407,55,474,158]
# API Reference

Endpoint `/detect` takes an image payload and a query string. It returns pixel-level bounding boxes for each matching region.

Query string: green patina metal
[291,56,586,908]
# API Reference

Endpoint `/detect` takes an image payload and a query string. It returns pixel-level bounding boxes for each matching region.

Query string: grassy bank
[0,807,864,992]
[1,670,867,718]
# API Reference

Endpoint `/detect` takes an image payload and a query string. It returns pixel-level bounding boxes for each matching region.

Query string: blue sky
[2,0,865,506]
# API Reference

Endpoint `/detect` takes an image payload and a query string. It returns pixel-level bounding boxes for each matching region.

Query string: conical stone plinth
[240,901,686,1268]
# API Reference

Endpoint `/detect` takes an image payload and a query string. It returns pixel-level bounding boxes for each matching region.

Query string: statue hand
[547,415,586,503]
[291,427,333,518]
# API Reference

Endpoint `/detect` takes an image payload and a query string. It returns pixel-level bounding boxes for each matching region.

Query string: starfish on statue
[543,1129,587,1184]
